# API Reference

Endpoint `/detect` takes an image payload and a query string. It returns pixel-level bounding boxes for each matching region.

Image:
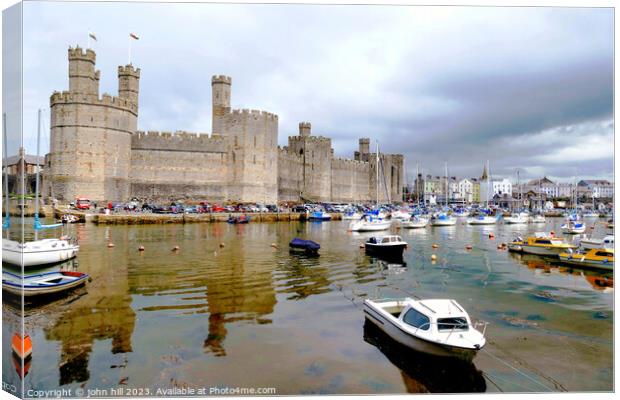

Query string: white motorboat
[529,214,546,224]
[578,235,614,250]
[342,211,362,220]
[364,235,408,261]
[467,213,496,225]
[349,215,392,232]
[561,220,586,234]
[363,297,486,362]
[2,270,89,297]
[431,213,456,226]
[2,238,80,267]
[401,215,429,229]
[503,212,529,224]
[391,210,411,221]
[582,211,600,218]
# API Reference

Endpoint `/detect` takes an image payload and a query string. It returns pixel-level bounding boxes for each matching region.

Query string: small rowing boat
[2,270,89,297]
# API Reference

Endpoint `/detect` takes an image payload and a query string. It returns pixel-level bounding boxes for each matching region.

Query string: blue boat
[227,215,250,224]
[289,238,321,255]
[308,211,332,221]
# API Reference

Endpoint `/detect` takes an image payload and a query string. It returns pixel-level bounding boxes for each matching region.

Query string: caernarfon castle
[44,47,404,204]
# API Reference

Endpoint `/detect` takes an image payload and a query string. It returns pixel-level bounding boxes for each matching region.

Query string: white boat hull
[519,245,573,256]
[431,219,456,226]
[401,220,428,229]
[349,220,392,232]
[2,239,79,267]
[363,303,480,362]
[467,217,496,225]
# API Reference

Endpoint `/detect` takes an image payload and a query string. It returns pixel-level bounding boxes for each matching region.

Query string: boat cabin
[366,235,404,245]
[390,299,472,334]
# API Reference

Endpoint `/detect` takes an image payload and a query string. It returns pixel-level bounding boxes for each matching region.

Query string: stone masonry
[44,47,404,204]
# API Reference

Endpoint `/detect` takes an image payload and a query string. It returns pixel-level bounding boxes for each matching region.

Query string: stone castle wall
[45,46,404,204]
[331,158,371,203]
[129,131,228,201]
[219,109,279,203]
[277,147,303,202]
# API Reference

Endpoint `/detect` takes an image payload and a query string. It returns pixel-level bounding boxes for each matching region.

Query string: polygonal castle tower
[46,46,140,202]
[211,75,279,203]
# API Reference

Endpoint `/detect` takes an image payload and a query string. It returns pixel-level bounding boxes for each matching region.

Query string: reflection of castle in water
[43,249,135,385]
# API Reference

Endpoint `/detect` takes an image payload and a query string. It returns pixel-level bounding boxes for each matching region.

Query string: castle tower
[299,122,311,137]
[68,46,100,95]
[47,47,138,203]
[211,75,231,135]
[359,138,370,155]
[118,65,141,107]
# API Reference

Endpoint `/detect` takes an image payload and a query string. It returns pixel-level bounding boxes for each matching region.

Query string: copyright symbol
[75,388,85,397]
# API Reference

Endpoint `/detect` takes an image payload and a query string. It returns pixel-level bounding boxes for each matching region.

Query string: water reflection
[508,252,614,291]
[362,320,486,393]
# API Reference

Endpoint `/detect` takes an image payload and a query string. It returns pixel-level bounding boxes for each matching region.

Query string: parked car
[211,204,226,213]
[75,197,91,210]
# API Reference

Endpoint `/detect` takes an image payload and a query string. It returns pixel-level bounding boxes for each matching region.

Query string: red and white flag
[129,33,139,40]
[88,32,97,41]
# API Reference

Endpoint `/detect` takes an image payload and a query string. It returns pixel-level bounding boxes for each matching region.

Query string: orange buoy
[359,244,365,249]
[550,231,555,236]
[432,244,439,248]
[270,243,278,248]
[138,246,145,251]
[488,233,495,238]
[107,243,115,248]
[497,244,502,249]
[172,245,180,251]
[431,254,437,261]
[12,334,32,359]
[219,243,225,248]
[466,245,472,250]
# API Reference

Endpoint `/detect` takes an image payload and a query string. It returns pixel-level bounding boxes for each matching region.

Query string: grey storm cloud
[7,2,614,183]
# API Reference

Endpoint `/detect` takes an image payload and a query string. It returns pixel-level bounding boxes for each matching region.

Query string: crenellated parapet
[229,108,279,121]
[132,130,227,153]
[50,90,138,115]
[68,46,96,62]
[118,65,141,78]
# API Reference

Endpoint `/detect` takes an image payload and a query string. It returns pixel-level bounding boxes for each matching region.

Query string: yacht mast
[445,161,448,208]
[3,113,9,238]
[376,141,379,207]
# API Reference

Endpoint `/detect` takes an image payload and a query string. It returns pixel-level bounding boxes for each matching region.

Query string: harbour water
[2,217,613,394]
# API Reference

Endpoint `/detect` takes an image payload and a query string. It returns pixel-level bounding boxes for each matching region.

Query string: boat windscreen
[437,317,468,331]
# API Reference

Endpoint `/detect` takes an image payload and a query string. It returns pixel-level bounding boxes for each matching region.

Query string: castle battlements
[118,65,141,78]
[288,135,332,145]
[212,75,232,85]
[229,108,278,120]
[68,46,96,62]
[132,130,227,153]
[50,90,138,115]
[332,157,368,166]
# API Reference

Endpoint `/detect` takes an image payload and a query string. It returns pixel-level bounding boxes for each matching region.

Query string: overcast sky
[9,2,615,183]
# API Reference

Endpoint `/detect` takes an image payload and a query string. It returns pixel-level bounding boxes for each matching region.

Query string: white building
[480,178,512,203]
[458,178,474,203]
[578,180,614,198]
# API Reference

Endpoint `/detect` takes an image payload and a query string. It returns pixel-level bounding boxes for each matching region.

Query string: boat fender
[603,258,608,263]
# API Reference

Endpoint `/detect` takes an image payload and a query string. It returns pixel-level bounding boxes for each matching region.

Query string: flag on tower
[88,32,97,41]
[130,33,139,40]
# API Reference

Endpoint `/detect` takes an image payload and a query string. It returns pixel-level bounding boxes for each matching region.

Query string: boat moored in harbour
[364,235,407,260]
[363,297,486,362]
[558,248,614,270]
[507,232,578,256]
[2,270,90,297]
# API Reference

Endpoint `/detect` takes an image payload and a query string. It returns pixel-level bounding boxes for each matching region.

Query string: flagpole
[128,36,132,65]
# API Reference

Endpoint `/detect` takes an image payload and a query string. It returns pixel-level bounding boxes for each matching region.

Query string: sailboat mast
[486,160,490,209]
[416,162,419,206]
[3,113,9,237]
[376,141,379,207]
[445,161,448,207]
[35,109,41,218]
